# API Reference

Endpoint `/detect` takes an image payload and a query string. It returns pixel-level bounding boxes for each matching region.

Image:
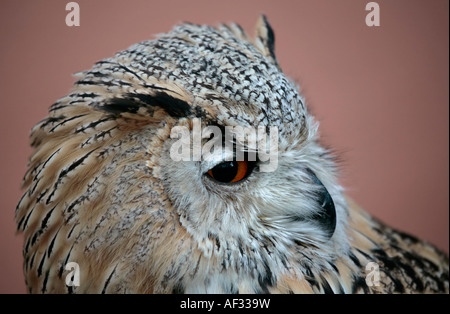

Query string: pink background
[0,0,448,293]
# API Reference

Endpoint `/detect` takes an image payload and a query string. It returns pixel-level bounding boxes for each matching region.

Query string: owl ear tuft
[254,15,279,68]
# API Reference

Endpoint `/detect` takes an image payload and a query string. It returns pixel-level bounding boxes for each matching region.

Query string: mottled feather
[16,16,448,294]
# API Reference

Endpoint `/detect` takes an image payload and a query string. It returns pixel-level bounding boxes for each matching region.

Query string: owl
[16,15,448,294]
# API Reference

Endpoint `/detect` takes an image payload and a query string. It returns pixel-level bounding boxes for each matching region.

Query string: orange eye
[206,160,252,184]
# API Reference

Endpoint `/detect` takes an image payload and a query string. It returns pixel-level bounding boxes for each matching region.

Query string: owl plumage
[16,16,448,294]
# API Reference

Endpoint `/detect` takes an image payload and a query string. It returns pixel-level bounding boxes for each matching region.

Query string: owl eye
[206,160,254,184]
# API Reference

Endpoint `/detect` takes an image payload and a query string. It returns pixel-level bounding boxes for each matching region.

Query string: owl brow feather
[97,92,192,118]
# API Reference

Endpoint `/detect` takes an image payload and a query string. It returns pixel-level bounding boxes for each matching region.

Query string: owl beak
[307,169,337,239]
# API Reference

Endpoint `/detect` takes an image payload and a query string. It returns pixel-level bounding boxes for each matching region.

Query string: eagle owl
[16,16,448,294]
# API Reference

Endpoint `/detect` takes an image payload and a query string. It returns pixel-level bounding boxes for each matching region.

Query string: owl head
[17,16,350,293]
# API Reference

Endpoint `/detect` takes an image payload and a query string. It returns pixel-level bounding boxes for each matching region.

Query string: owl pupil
[210,161,238,183]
